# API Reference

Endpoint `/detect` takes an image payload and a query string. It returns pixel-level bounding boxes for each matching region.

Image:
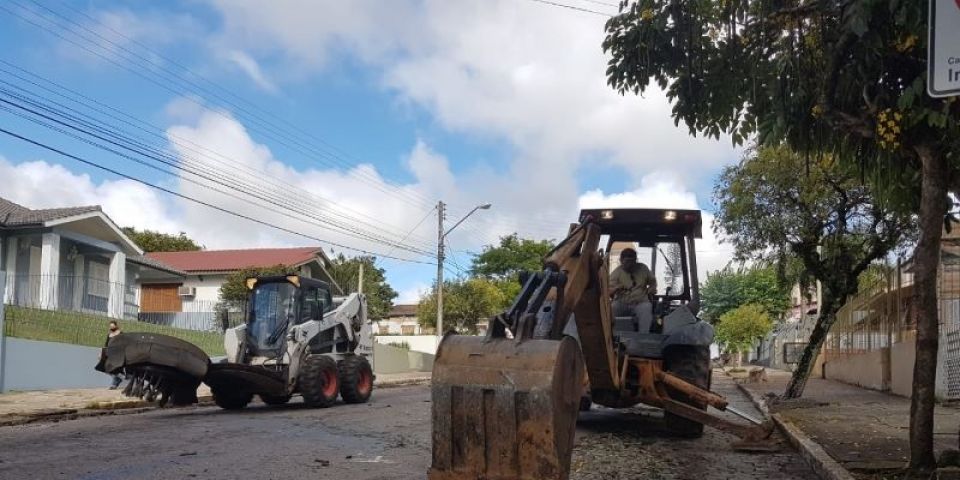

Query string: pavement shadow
[576,406,675,439]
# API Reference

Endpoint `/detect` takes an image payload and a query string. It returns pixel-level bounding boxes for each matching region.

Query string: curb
[1,376,430,428]
[0,379,427,428]
[1,394,216,428]
[375,376,431,388]
[0,406,154,428]
[735,382,855,480]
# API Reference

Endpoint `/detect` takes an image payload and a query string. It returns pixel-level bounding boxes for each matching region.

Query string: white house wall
[178,274,227,311]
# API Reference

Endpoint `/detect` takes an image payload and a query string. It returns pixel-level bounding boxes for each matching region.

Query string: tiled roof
[386,304,418,317]
[147,247,324,273]
[127,255,188,276]
[0,197,101,226]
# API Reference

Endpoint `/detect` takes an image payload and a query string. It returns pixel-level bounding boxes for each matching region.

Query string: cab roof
[578,208,703,239]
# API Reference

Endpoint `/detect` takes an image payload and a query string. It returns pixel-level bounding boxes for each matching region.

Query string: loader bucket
[429,335,583,480]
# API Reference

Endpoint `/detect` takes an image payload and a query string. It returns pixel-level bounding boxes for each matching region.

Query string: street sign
[928,0,960,97]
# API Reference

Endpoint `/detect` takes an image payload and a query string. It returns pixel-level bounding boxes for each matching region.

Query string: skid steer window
[300,286,322,324]
[248,282,297,356]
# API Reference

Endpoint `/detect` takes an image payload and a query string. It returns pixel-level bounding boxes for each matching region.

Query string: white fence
[373,335,440,354]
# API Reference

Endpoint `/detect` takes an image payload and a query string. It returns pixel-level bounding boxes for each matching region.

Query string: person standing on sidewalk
[104,321,123,389]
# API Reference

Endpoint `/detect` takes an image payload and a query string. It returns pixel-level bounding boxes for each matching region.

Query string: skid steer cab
[206,274,375,410]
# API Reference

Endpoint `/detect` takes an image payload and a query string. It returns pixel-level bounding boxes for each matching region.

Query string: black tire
[662,345,711,438]
[579,395,592,412]
[300,354,339,408]
[212,388,252,410]
[338,356,374,404]
[260,394,291,405]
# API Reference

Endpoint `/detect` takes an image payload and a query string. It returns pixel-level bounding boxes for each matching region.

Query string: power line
[0,125,437,265]
[383,205,438,259]
[577,0,620,8]
[2,2,602,250]
[0,63,438,250]
[10,0,443,213]
[0,90,436,257]
[521,0,614,17]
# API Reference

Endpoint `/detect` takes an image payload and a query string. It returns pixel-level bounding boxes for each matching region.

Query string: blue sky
[0,0,740,302]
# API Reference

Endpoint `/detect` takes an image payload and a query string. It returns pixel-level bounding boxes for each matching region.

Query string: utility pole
[434,201,490,338]
[358,261,363,294]
[436,201,446,336]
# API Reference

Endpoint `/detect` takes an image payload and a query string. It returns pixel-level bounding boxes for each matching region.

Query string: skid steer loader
[206,274,374,409]
[98,274,375,410]
[429,209,773,480]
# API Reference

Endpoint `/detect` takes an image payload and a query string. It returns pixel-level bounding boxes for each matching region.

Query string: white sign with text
[929,0,960,97]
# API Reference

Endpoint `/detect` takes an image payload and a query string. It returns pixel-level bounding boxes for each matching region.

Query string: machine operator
[610,247,657,330]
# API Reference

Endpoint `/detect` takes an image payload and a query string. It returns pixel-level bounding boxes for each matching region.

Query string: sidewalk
[737,368,960,476]
[0,371,431,427]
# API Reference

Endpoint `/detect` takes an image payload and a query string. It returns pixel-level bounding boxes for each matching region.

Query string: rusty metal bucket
[428,334,584,480]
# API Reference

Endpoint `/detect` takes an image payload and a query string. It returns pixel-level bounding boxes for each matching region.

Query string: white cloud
[396,282,430,305]
[184,0,744,257]
[203,0,740,184]
[223,50,277,92]
[578,173,735,280]
[22,1,747,296]
[52,7,202,66]
[0,156,179,234]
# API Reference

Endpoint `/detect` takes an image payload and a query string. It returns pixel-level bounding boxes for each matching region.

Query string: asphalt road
[0,377,817,480]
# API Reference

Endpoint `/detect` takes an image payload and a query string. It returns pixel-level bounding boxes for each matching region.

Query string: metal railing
[4,274,133,319]
[1,274,245,355]
[822,267,910,360]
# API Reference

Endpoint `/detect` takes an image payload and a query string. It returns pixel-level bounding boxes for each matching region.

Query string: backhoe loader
[428,208,773,480]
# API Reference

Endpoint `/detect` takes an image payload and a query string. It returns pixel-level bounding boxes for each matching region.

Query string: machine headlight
[663,210,677,221]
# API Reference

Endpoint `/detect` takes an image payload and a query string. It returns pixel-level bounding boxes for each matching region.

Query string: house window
[87,262,110,298]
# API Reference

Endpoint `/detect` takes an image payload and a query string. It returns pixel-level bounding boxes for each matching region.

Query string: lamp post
[436,201,491,338]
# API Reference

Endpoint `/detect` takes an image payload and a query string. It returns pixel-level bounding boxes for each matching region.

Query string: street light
[436,202,491,338]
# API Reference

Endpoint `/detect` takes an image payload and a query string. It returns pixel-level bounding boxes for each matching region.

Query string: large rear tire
[338,355,374,404]
[212,388,252,410]
[300,354,339,408]
[663,345,711,438]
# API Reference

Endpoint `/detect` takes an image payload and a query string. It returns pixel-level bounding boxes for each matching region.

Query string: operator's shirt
[610,264,655,305]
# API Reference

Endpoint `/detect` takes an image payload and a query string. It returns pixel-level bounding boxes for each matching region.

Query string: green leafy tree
[471,234,555,279]
[326,254,398,320]
[604,2,958,467]
[713,146,913,397]
[700,266,791,324]
[122,227,202,252]
[218,264,289,310]
[715,304,774,366]
[471,234,554,306]
[417,278,506,334]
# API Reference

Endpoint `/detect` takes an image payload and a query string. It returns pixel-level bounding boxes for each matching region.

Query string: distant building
[373,304,424,335]
[0,196,181,319]
[140,247,335,314]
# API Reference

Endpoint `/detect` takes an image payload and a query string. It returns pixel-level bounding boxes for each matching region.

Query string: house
[373,304,424,335]
[0,197,184,319]
[140,247,336,317]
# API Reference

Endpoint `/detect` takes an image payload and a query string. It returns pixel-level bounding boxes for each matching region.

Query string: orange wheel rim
[322,369,338,397]
[358,369,372,396]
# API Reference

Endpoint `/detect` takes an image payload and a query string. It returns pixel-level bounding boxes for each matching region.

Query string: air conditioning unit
[177,286,196,297]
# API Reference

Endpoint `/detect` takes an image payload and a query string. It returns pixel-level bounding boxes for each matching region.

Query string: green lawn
[2,305,225,355]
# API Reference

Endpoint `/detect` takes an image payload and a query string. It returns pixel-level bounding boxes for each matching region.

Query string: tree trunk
[909,147,948,471]
[784,294,839,398]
